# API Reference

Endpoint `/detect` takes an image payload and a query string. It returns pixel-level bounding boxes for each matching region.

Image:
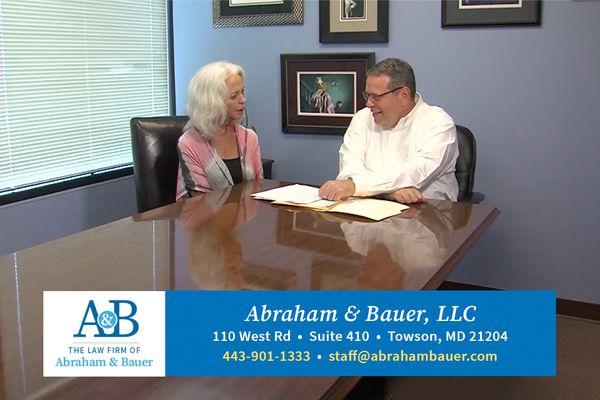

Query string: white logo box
[44,291,165,377]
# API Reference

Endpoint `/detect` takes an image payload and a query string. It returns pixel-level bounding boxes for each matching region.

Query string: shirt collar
[393,92,422,130]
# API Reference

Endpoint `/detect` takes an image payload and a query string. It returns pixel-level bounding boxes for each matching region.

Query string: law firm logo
[44,291,165,377]
[74,299,139,338]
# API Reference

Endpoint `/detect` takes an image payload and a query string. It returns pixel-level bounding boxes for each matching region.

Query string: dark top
[223,157,243,184]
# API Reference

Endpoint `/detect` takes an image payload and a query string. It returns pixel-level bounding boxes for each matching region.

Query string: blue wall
[2,1,598,304]
[173,0,600,303]
[0,177,137,256]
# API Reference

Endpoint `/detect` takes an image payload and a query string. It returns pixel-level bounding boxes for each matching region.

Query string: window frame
[0,0,176,207]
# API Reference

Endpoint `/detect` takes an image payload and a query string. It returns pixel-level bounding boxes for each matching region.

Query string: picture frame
[212,0,303,28]
[280,52,375,135]
[442,0,541,27]
[319,0,389,43]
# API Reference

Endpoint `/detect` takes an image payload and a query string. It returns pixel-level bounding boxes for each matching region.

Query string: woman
[175,61,263,201]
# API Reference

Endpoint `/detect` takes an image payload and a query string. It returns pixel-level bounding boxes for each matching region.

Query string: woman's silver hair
[186,61,245,139]
[367,58,416,99]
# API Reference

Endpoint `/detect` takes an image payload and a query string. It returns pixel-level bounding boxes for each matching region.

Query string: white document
[253,185,408,221]
[252,184,335,206]
[328,198,409,221]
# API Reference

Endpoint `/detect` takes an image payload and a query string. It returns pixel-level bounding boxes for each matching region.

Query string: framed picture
[212,0,303,28]
[280,52,375,135]
[319,0,389,43]
[442,0,541,27]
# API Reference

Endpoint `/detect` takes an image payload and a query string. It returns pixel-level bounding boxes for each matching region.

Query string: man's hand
[387,187,425,204]
[319,179,355,201]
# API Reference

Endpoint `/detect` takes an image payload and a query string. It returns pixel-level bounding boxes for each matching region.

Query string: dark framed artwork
[319,0,388,43]
[281,52,375,135]
[213,0,303,28]
[442,0,541,27]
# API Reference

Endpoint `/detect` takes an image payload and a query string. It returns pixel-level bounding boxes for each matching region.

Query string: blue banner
[166,291,555,376]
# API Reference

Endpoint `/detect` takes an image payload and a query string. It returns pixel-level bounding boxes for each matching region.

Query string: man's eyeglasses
[362,86,404,102]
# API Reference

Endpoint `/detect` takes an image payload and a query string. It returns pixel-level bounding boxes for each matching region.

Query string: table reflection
[340,200,472,289]
[0,179,495,400]
[179,181,260,290]
[290,200,473,290]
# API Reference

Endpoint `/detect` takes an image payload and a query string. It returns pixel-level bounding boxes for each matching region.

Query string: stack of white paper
[252,184,408,221]
[251,184,336,207]
[328,198,408,221]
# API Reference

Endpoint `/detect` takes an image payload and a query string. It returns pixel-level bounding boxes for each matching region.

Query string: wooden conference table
[0,179,498,400]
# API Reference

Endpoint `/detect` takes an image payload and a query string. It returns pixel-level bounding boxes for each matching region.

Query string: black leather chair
[130,116,274,213]
[455,125,484,203]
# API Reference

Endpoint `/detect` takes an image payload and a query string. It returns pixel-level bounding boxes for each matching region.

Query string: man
[319,58,459,204]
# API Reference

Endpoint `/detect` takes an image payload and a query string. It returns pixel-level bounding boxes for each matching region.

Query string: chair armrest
[459,191,485,204]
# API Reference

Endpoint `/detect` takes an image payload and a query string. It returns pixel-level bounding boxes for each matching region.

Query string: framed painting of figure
[281,52,375,135]
[319,0,389,43]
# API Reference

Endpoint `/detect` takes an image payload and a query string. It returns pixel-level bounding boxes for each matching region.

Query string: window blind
[0,0,169,195]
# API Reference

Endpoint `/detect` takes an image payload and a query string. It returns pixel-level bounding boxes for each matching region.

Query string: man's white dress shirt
[337,93,459,201]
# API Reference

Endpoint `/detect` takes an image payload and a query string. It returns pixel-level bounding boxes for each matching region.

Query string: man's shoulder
[350,107,371,119]
[416,101,453,123]
[412,102,455,133]
[350,107,373,126]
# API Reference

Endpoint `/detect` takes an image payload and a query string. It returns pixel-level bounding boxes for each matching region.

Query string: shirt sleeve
[338,109,458,197]
[176,137,212,199]
[249,129,263,179]
[336,112,369,183]
[242,127,263,180]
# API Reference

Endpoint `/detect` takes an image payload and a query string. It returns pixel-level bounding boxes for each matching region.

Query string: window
[0,0,170,202]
